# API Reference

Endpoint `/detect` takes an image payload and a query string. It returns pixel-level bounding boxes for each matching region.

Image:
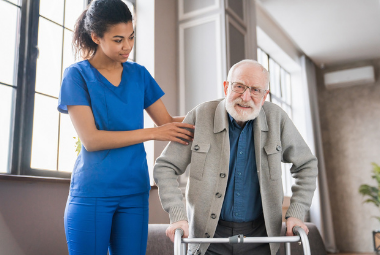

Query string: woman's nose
[123,40,132,51]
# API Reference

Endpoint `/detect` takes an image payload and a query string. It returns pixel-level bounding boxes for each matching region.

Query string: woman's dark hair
[73,0,133,60]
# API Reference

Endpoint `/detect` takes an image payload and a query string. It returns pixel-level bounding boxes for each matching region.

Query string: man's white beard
[225,97,262,122]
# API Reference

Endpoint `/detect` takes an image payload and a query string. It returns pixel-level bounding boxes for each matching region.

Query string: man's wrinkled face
[224,64,269,126]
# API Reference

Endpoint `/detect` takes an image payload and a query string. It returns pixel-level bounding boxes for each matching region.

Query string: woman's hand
[152,122,194,145]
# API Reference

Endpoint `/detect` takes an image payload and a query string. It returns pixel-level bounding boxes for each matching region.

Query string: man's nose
[241,88,252,101]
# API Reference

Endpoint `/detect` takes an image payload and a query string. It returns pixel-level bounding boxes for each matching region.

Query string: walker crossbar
[174,226,311,255]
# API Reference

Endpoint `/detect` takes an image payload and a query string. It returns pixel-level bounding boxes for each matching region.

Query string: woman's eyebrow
[113,35,124,38]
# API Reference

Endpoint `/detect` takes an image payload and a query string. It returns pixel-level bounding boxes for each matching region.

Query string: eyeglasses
[229,82,268,98]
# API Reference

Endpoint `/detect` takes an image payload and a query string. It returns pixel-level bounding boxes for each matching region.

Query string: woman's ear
[91,32,100,45]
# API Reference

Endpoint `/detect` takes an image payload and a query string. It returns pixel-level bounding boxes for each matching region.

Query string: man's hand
[285,217,309,236]
[166,220,189,242]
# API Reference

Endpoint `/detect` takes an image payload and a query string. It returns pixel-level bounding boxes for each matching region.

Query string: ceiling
[257,0,380,67]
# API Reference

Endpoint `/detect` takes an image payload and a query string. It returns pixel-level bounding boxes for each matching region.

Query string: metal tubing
[293,226,311,255]
[286,242,291,255]
[181,243,186,255]
[181,236,300,243]
[174,229,184,255]
[174,226,310,255]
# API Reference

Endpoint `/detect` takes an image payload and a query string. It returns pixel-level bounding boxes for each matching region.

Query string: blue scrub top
[58,60,164,197]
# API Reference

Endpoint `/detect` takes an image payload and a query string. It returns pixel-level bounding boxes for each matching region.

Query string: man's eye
[236,84,244,89]
[252,88,260,92]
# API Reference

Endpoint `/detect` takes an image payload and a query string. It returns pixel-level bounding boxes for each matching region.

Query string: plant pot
[374,230,380,253]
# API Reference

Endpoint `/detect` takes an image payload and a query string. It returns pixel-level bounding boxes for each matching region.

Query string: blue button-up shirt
[220,114,262,222]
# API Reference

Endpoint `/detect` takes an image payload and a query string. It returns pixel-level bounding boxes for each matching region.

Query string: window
[1,0,135,178]
[0,0,21,173]
[257,47,294,196]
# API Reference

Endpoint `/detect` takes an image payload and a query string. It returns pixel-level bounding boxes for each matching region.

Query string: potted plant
[359,162,380,253]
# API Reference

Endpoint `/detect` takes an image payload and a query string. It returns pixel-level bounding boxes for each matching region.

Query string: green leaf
[74,137,82,156]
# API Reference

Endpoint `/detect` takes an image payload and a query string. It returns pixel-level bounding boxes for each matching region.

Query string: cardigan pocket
[189,143,210,181]
[264,143,282,180]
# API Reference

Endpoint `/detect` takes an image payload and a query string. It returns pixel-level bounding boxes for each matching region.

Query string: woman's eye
[115,40,122,43]
[129,36,135,40]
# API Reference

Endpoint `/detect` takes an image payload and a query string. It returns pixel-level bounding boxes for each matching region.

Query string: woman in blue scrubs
[58,0,194,254]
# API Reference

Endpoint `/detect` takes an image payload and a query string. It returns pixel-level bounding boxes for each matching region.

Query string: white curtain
[301,55,338,253]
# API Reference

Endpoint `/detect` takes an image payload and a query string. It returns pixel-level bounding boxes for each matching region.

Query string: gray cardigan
[153,99,318,255]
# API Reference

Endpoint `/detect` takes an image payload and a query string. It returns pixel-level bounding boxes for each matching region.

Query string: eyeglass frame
[227,81,269,98]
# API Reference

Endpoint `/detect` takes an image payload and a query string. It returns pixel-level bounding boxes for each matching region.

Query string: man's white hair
[226,59,270,89]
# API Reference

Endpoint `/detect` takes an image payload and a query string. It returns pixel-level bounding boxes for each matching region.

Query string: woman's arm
[68,104,194,152]
[145,99,184,125]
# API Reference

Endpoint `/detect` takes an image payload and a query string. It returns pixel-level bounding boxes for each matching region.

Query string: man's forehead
[231,72,266,87]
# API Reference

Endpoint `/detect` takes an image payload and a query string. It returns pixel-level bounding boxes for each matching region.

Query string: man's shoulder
[191,98,224,114]
[262,101,288,116]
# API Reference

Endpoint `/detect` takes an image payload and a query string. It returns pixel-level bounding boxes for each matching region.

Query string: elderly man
[153,60,318,255]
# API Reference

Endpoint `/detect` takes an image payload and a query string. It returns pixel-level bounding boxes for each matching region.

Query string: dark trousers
[205,215,271,255]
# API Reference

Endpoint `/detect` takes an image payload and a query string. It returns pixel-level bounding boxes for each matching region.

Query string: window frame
[257,47,294,196]
[7,0,93,178]
[4,0,137,179]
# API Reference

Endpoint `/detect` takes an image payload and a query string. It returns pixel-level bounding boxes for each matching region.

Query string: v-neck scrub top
[58,60,164,197]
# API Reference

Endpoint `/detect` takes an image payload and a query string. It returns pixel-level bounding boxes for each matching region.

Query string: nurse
[58,0,194,254]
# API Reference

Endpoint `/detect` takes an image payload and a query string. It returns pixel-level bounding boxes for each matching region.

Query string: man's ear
[261,90,270,105]
[91,33,100,45]
[223,81,229,97]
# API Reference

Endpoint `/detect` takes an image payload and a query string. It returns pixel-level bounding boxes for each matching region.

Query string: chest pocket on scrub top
[189,143,210,181]
[264,143,282,180]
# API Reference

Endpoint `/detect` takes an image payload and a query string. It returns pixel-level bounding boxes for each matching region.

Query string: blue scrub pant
[64,192,149,255]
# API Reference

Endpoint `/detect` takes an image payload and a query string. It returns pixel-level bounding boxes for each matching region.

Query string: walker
[174,226,311,255]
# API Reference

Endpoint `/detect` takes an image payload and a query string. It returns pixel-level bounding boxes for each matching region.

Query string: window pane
[0,86,15,173]
[269,59,281,97]
[35,18,63,97]
[64,0,85,30]
[281,68,287,101]
[39,0,64,25]
[286,73,291,105]
[7,0,21,5]
[0,1,19,85]
[62,29,75,71]
[31,94,59,170]
[58,113,78,172]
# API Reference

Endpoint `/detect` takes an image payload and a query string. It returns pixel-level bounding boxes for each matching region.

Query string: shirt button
[205,233,210,238]
[216,192,222,198]
[238,172,241,176]
[220,173,226,178]
[237,192,240,196]
[235,213,239,216]
[194,145,200,151]
[239,151,243,155]
[211,213,217,219]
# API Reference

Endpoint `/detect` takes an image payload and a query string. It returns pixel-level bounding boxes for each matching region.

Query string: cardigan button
[194,145,200,151]
[220,173,226,178]
[276,145,282,151]
[205,233,210,238]
[211,213,217,219]
[215,192,222,198]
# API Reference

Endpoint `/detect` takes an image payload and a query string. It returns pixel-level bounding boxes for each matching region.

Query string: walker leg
[285,242,291,255]
[181,243,186,255]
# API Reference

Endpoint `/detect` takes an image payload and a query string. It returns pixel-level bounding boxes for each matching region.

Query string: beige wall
[317,58,380,252]
[0,179,168,255]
